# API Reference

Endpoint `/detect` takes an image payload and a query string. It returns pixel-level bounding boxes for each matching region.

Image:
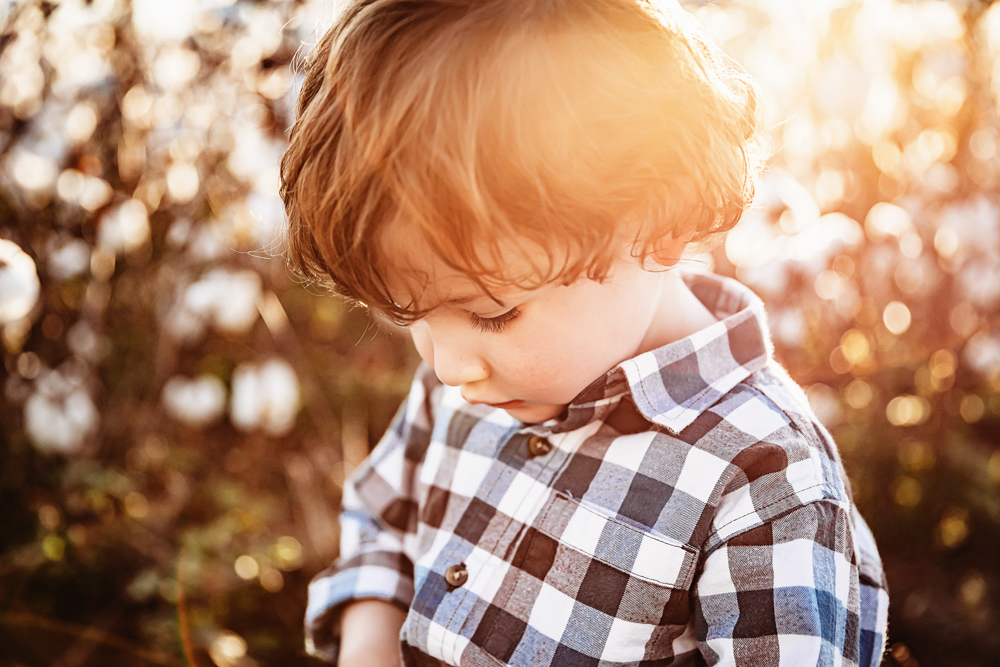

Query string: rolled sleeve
[305,364,438,662]
[305,503,416,660]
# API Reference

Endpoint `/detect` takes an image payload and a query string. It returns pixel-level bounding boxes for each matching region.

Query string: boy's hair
[281,0,769,323]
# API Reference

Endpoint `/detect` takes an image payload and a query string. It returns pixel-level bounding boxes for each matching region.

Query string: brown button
[528,435,552,458]
[444,563,468,587]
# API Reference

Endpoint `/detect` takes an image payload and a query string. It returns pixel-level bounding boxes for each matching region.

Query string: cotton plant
[23,362,99,454]
[164,268,263,344]
[161,373,228,428]
[230,358,302,436]
[0,238,40,325]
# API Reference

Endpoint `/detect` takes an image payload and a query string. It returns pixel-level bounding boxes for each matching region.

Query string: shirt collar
[528,272,772,437]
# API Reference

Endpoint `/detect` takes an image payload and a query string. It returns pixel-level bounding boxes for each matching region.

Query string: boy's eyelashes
[468,306,521,333]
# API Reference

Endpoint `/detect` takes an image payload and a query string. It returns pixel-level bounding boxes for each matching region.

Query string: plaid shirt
[306,273,889,667]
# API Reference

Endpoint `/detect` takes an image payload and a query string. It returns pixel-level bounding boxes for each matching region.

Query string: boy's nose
[432,346,489,387]
[410,322,489,387]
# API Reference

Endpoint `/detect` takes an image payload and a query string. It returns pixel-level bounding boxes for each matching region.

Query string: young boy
[281,0,889,665]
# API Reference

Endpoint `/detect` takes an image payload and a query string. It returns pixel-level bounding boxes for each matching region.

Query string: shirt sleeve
[693,499,888,667]
[305,364,438,662]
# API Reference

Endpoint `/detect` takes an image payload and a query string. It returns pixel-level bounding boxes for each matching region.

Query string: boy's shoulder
[673,363,850,551]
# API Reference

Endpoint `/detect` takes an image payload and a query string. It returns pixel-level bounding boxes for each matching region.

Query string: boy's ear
[648,230,694,268]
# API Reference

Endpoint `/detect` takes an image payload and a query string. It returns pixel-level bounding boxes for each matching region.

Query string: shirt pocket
[535,492,698,590]
[534,492,699,591]
[472,492,699,666]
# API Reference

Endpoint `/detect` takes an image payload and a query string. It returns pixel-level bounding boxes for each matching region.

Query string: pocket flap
[535,492,698,589]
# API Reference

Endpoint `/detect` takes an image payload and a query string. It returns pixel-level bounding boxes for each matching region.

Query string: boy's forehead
[378,220,518,310]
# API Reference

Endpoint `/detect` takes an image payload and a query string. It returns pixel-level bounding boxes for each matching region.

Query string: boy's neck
[636,271,719,356]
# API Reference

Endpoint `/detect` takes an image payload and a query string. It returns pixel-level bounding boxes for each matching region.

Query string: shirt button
[444,563,468,587]
[527,435,552,458]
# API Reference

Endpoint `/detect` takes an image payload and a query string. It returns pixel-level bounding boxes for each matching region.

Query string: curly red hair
[281,0,769,322]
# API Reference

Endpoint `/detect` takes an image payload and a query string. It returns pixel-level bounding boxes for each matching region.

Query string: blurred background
[0,0,997,665]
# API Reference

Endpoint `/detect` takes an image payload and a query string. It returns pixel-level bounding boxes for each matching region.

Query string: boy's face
[383,226,669,424]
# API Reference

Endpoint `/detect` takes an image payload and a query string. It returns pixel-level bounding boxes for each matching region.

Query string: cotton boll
[214,274,262,334]
[230,359,301,436]
[0,239,41,324]
[132,0,197,42]
[186,223,229,262]
[24,365,99,454]
[162,374,227,428]
[47,237,91,280]
[164,302,206,344]
[963,333,1000,377]
[25,390,99,454]
[10,151,58,192]
[98,199,150,255]
[244,190,284,247]
[152,46,201,91]
[66,321,109,362]
[181,268,261,337]
[813,56,871,121]
[958,259,1000,308]
[226,123,284,182]
[783,212,865,273]
[771,308,805,348]
[736,260,789,296]
[936,196,1000,260]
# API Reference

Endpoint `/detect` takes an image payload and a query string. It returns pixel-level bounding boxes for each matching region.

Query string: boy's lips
[489,400,524,409]
[467,398,524,409]
[461,393,524,409]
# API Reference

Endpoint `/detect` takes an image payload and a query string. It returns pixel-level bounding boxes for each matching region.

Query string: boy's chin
[501,401,566,424]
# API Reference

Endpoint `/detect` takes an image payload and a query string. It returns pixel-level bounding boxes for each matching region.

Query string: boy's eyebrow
[444,294,507,308]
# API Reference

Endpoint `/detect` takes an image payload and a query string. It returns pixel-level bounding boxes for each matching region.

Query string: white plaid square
[418,440,447,486]
[426,619,470,664]
[528,582,576,641]
[696,546,736,596]
[602,616,656,662]
[355,564,399,594]
[496,470,550,524]
[713,486,762,538]
[724,396,788,440]
[465,545,511,602]
[632,535,688,586]
[559,504,607,556]
[772,539,816,589]
[834,549,853,601]
[674,446,729,503]
[785,456,822,497]
[450,449,493,498]
[777,635,822,666]
[671,623,699,656]
[602,431,656,472]
[688,320,730,351]
[705,637,735,663]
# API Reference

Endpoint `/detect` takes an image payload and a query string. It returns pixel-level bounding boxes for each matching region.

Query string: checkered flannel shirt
[306,272,889,667]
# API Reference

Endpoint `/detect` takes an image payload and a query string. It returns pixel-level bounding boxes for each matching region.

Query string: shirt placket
[432,427,576,662]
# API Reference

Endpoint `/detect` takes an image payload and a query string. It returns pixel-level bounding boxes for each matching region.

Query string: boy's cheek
[409,325,434,367]
[501,351,586,404]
